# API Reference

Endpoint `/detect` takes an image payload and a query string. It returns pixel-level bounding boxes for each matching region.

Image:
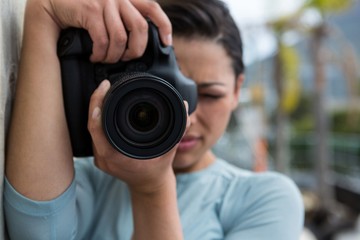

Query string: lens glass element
[114,88,172,146]
[129,102,159,132]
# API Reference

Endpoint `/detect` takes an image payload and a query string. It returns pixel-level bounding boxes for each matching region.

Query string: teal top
[4,158,304,239]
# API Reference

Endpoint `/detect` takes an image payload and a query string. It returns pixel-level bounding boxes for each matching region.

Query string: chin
[172,153,198,173]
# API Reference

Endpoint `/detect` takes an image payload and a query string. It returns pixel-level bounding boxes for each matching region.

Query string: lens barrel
[102,73,187,159]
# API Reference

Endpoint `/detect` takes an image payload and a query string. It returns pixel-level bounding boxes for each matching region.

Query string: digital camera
[58,22,197,159]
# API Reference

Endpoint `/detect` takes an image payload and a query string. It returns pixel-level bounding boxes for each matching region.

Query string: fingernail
[166,34,172,46]
[184,101,189,113]
[92,107,101,120]
[99,80,110,92]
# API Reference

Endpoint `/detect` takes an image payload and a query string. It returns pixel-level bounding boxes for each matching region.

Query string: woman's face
[172,38,243,173]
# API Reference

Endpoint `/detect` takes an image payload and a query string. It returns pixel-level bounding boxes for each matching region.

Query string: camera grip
[60,58,94,156]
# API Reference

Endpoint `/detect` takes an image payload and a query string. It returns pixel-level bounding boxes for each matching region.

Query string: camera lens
[114,88,171,146]
[129,102,159,132]
[102,73,187,159]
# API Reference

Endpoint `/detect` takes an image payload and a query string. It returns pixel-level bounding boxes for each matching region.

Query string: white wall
[0,0,26,238]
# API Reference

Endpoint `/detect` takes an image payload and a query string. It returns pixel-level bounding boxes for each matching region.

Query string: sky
[223,0,305,64]
[224,0,305,25]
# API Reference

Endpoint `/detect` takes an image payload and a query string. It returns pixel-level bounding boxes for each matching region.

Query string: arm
[6,0,182,238]
[5,0,74,201]
[88,80,185,240]
[6,0,172,201]
[131,181,183,240]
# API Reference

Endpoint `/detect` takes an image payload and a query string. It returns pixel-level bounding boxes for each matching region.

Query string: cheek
[198,100,233,132]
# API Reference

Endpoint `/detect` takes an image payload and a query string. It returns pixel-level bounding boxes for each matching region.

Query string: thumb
[184,101,191,131]
[87,80,111,144]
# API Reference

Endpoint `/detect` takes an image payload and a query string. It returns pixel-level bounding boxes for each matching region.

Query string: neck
[173,151,216,174]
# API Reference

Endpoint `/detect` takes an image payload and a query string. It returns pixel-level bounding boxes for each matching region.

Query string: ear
[231,74,244,110]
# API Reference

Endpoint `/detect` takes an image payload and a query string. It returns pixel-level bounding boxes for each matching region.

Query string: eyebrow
[197,82,226,88]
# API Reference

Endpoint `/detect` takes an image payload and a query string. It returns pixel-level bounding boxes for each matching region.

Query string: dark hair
[158,0,244,76]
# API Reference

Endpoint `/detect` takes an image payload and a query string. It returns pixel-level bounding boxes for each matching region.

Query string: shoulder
[205,159,303,214]
[214,159,301,199]
[242,171,303,203]
[215,160,304,239]
[214,160,303,209]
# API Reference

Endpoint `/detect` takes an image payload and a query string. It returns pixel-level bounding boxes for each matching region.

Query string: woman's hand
[89,81,187,239]
[30,0,172,62]
[87,80,190,193]
[88,80,190,240]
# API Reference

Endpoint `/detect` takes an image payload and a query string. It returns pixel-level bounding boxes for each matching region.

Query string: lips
[178,135,200,152]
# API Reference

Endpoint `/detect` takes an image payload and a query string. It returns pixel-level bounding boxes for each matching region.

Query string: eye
[199,93,225,100]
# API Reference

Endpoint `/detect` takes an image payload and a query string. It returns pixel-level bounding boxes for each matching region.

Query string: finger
[58,0,110,62]
[86,19,110,62]
[119,1,149,60]
[131,0,172,46]
[103,1,128,63]
[87,80,111,143]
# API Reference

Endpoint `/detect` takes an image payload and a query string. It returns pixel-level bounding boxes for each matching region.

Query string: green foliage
[290,94,315,132]
[270,17,292,35]
[331,110,360,134]
[289,93,360,134]
[290,94,312,120]
[292,115,315,132]
[279,44,301,113]
[305,0,353,14]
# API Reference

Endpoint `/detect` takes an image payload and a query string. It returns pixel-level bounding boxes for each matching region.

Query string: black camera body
[58,22,197,159]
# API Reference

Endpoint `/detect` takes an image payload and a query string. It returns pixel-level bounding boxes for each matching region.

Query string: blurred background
[215,0,360,239]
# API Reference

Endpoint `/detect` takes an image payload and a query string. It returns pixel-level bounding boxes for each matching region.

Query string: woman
[4,0,304,239]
